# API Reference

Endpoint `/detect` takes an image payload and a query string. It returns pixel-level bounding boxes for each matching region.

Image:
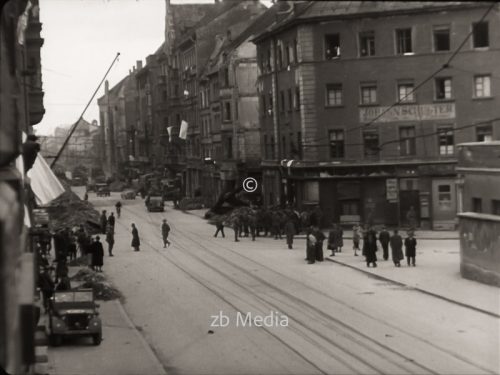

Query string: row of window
[261,87,301,117]
[328,124,493,159]
[263,132,302,160]
[325,21,490,60]
[472,198,500,215]
[260,39,299,73]
[324,75,492,107]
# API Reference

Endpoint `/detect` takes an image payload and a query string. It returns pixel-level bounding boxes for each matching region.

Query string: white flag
[167,126,173,142]
[179,120,188,140]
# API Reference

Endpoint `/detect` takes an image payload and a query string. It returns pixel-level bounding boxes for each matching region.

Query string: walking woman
[131,223,141,251]
[390,229,404,267]
[305,227,317,264]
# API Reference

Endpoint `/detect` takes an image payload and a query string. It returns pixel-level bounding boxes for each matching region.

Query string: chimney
[105,80,109,94]
[136,60,143,70]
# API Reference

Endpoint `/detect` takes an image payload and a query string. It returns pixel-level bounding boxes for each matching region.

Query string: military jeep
[47,289,102,346]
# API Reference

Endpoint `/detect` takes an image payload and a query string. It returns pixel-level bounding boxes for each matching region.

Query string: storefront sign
[359,103,455,123]
[386,178,398,201]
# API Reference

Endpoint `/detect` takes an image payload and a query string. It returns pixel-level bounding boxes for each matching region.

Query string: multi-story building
[164,0,267,198]
[253,1,500,229]
[0,0,46,372]
[456,141,500,286]
[198,6,278,205]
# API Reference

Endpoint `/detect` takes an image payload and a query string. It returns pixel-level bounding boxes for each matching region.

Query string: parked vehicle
[96,183,110,197]
[121,190,136,200]
[47,289,102,346]
[147,196,164,212]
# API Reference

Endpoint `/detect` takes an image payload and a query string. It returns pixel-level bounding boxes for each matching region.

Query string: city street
[53,189,499,375]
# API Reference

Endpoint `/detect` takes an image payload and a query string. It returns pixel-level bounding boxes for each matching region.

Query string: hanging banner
[179,120,188,140]
[386,178,398,202]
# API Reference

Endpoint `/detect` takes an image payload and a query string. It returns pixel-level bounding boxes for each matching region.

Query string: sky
[37,0,169,135]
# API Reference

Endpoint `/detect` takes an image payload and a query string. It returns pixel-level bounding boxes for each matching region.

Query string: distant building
[457,142,500,286]
[253,1,500,229]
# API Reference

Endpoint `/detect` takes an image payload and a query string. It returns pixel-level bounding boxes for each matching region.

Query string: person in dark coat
[306,227,317,264]
[131,223,140,251]
[68,233,77,261]
[378,226,390,261]
[390,230,404,267]
[38,268,55,312]
[284,219,295,249]
[55,266,71,291]
[108,212,115,231]
[363,229,378,267]
[92,236,104,272]
[115,201,122,218]
[314,226,325,262]
[106,227,115,256]
[352,224,361,256]
[161,219,171,247]
[405,232,417,266]
[100,210,107,234]
[271,212,282,240]
[213,219,225,238]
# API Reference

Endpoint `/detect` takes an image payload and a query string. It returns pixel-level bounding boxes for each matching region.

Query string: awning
[27,154,65,205]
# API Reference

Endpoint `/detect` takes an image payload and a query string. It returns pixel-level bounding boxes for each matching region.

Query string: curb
[324,257,500,319]
[114,300,167,375]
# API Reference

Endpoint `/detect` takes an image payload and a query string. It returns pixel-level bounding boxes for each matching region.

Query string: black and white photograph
[1,0,499,374]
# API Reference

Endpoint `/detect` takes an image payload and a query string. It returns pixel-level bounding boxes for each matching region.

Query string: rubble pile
[179,197,205,210]
[46,180,101,234]
[70,268,122,301]
[68,256,90,267]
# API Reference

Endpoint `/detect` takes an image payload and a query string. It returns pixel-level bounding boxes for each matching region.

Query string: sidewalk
[324,246,500,318]
[45,266,166,375]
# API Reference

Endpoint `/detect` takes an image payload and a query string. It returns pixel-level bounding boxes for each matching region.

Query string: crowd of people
[305,224,417,268]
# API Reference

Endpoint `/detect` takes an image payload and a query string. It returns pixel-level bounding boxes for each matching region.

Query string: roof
[97,75,129,103]
[253,1,493,42]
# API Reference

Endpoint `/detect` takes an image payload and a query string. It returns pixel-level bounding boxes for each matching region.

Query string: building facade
[163,0,267,200]
[253,1,500,229]
[457,141,500,286]
[0,0,46,372]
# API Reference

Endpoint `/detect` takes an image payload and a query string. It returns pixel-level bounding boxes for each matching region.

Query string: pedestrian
[363,228,378,268]
[92,236,104,272]
[38,267,55,313]
[233,215,242,242]
[115,201,122,218]
[213,219,225,238]
[406,206,417,231]
[327,225,337,257]
[107,212,115,231]
[161,219,171,248]
[284,219,295,249]
[314,226,325,262]
[100,210,107,234]
[106,227,115,256]
[390,229,404,267]
[352,224,361,256]
[271,211,282,240]
[68,232,77,261]
[131,223,140,251]
[378,226,390,261]
[405,231,417,267]
[84,191,88,201]
[306,227,317,264]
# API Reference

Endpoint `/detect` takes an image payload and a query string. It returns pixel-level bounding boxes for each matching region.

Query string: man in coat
[106,226,115,256]
[378,226,391,261]
[100,210,107,234]
[363,228,378,267]
[390,229,404,267]
[405,232,417,266]
[285,219,295,249]
[161,219,171,248]
[213,219,225,238]
[131,223,140,251]
[107,212,115,231]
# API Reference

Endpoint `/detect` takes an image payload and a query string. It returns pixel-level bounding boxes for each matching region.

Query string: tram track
[116,204,496,375]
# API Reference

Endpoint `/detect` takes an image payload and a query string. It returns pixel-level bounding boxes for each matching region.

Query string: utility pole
[51,52,120,168]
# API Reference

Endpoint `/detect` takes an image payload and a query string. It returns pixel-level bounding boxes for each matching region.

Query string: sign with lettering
[359,103,455,123]
[386,178,398,201]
